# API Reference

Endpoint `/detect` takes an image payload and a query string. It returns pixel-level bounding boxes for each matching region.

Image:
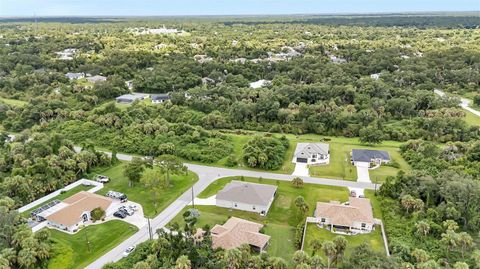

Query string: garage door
[296,158,308,163]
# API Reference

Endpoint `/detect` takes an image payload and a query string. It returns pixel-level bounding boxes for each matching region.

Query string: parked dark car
[114,211,127,219]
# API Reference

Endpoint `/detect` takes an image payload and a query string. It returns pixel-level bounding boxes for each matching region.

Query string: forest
[0,13,479,269]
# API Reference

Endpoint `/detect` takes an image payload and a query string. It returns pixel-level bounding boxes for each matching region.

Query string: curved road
[434,89,480,117]
[81,148,378,269]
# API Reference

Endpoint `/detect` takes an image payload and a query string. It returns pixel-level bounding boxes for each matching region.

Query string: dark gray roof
[216,181,277,206]
[351,149,390,162]
[151,94,170,101]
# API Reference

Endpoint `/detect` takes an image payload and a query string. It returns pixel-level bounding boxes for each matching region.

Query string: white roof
[294,143,329,158]
[249,79,271,89]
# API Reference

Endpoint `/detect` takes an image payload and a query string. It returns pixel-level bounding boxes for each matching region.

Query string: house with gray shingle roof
[215,181,277,216]
[293,143,330,164]
[351,149,390,168]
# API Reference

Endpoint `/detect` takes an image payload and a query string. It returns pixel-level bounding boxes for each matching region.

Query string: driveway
[356,166,371,183]
[292,162,309,176]
[106,201,147,229]
[189,195,216,206]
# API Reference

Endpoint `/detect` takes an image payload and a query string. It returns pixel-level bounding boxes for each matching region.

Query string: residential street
[434,89,480,117]
[83,149,379,269]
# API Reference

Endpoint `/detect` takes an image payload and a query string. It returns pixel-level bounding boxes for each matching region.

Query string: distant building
[86,75,107,83]
[351,149,390,168]
[125,80,133,90]
[330,55,347,64]
[370,73,381,80]
[65,72,85,80]
[293,143,330,164]
[211,217,271,252]
[313,197,375,233]
[151,94,171,104]
[193,54,213,63]
[216,181,277,215]
[56,48,77,60]
[44,191,114,232]
[115,93,147,104]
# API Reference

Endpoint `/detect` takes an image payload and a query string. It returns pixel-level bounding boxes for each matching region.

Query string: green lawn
[170,176,351,260]
[21,185,93,218]
[47,220,138,269]
[303,224,385,258]
[0,96,28,107]
[92,162,199,217]
[306,137,409,183]
[464,110,480,126]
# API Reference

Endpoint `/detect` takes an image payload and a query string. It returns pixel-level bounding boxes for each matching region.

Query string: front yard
[47,220,138,269]
[169,176,353,261]
[92,162,199,218]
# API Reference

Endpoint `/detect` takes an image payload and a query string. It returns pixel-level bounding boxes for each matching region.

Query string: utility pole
[148,218,152,240]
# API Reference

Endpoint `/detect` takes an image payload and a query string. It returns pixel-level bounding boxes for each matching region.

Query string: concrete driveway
[356,166,371,183]
[107,201,147,229]
[292,163,309,176]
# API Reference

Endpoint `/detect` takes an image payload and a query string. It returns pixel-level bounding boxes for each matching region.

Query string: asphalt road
[81,149,378,268]
[434,89,480,117]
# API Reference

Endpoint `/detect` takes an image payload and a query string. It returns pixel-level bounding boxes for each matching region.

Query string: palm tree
[224,248,242,269]
[441,229,459,259]
[309,239,323,255]
[17,249,37,268]
[292,177,304,188]
[322,241,337,269]
[415,220,431,236]
[292,250,310,267]
[457,232,474,260]
[333,236,347,265]
[268,257,288,269]
[175,255,192,269]
[411,248,429,264]
[310,255,325,269]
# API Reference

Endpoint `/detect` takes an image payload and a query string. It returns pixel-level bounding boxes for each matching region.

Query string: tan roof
[46,191,113,227]
[216,181,277,206]
[211,217,270,250]
[315,197,374,227]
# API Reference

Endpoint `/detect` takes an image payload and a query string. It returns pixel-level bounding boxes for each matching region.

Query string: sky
[0,0,479,17]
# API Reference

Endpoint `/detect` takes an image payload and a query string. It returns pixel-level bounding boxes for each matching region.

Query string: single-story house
[45,191,114,232]
[86,75,107,83]
[211,217,271,252]
[216,181,277,216]
[115,93,147,104]
[293,143,330,164]
[151,94,171,104]
[313,197,374,233]
[351,149,390,168]
[65,72,85,80]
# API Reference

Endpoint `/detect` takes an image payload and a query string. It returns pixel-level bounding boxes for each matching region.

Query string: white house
[293,143,330,164]
[351,149,390,168]
[370,73,381,80]
[313,197,375,234]
[65,72,85,80]
[249,79,271,89]
[216,181,277,216]
[151,94,171,104]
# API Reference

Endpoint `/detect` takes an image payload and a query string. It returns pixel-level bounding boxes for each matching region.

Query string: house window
[321,218,326,223]
[361,223,366,228]
[234,203,237,207]
[253,206,256,210]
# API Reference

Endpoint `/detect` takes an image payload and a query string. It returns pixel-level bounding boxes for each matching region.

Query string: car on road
[122,246,136,257]
[113,211,127,219]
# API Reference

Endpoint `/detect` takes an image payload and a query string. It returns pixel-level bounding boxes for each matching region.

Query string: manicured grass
[47,220,138,269]
[0,96,27,107]
[93,162,198,218]
[306,137,410,183]
[303,224,385,258]
[170,176,351,260]
[21,185,93,218]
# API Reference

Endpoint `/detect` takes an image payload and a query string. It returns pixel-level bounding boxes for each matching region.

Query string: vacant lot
[92,162,198,217]
[170,176,351,261]
[47,220,138,269]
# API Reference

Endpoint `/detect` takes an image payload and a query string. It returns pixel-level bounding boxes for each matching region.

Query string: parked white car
[122,246,135,257]
[95,175,110,183]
